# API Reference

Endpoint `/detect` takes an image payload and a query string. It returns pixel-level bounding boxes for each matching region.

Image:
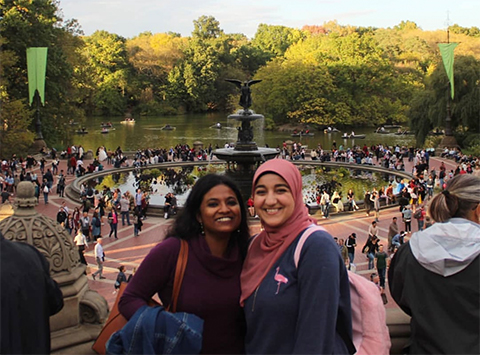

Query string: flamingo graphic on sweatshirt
[274,267,288,294]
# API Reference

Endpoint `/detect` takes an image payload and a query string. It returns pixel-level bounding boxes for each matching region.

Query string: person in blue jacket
[240,159,354,354]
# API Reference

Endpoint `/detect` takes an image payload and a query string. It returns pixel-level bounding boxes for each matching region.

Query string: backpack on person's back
[413,209,422,219]
[294,225,391,355]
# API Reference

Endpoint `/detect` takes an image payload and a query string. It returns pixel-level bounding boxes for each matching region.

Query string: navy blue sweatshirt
[244,229,352,354]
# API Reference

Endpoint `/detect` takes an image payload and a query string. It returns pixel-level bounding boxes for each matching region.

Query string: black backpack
[57,210,67,224]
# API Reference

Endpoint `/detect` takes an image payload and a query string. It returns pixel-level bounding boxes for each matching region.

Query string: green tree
[252,24,305,58]
[82,30,131,115]
[0,0,84,149]
[126,32,186,114]
[409,55,480,145]
[284,29,414,126]
[253,60,344,125]
[192,15,223,40]
[449,24,480,38]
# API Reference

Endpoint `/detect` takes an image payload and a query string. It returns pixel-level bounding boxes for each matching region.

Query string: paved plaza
[26,154,458,310]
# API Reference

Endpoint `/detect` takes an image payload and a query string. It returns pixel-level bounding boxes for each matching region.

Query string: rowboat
[161,125,175,130]
[291,132,314,137]
[342,134,366,139]
[324,127,340,133]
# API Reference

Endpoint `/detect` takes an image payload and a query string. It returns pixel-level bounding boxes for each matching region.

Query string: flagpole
[445,25,452,137]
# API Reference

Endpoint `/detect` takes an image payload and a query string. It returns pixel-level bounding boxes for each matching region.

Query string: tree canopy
[1,3,479,154]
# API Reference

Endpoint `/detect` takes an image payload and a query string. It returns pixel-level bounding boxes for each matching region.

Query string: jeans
[122,211,131,225]
[43,192,48,204]
[109,223,118,239]
[106,305,203,355]
[322,203,330,218]
[367,252,375,269]
[427,187,433,198]
[377,267,386,288]
[348,252,354,264]
[417,219,424,231]
[134,224,139,236]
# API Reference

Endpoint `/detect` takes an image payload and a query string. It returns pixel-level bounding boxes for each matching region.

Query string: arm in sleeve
[293,231,351,354]
[118,238,180,319]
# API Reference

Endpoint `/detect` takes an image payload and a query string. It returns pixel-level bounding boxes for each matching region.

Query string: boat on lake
[100,127,113,134]
[75,128,88,135]
[394,130,414,135]
[324,127,340,133]
[342,133,366,139]
[161,124,175,130]
[374,127,390,134]
[101,122,113,128]
[120,118,135,124]
[291,130,314,137]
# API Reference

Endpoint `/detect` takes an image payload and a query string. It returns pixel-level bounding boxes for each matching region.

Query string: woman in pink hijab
[241,159,353,354]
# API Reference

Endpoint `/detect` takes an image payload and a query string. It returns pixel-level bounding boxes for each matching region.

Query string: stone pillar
[285,140,294,154]
[193,141,204,154]
[0,182,108,354]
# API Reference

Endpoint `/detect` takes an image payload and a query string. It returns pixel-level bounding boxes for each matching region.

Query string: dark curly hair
[165,174,249,259]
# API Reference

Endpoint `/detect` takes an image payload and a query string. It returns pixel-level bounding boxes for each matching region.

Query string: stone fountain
[213,79,279,199]
[0,182,108,354]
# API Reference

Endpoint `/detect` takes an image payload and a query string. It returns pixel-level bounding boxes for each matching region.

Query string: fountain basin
[213,147,279,164]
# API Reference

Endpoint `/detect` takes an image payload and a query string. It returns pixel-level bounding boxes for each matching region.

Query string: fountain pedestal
[213,109,278,165]
[213,108,278,201]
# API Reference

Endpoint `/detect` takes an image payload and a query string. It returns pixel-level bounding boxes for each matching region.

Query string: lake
[71,113,415,152]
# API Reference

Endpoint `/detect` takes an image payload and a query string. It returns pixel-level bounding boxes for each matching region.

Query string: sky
[59,0,480,39]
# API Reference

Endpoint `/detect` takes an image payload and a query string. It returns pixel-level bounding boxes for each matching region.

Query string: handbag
[92,239,189,354]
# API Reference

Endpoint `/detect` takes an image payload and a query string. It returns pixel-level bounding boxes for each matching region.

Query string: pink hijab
[240,159,316,305]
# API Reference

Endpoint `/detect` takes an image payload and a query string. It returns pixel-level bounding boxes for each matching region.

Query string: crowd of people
[1,139,479,354]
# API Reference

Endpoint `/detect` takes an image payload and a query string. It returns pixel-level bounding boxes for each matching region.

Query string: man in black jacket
[1,232,64,354]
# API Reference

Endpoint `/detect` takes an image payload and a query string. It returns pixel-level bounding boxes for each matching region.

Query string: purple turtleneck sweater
[119,236,245,354]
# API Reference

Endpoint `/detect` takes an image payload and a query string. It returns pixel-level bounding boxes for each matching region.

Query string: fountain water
[213,79,279,199]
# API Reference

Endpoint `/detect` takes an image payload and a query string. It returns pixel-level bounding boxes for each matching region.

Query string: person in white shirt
[73,230,88,265]
[92,238,105,280]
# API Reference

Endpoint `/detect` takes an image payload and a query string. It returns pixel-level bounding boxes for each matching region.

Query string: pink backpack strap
[294,224,326,268]
[247,233,260,251]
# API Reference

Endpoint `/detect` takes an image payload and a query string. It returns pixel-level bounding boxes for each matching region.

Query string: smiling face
[253,173,295,228]
[197,184,241,239]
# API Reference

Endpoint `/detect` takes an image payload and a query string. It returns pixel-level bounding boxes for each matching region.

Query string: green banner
[27,47,48,105]
[438,43,458,99]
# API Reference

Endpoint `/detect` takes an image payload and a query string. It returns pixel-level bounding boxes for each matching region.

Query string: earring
[199,222,205,235]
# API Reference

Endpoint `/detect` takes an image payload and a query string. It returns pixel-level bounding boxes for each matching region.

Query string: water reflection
[84,163,405,207]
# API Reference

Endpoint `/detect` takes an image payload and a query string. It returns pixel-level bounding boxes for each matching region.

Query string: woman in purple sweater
[119,174,250,354]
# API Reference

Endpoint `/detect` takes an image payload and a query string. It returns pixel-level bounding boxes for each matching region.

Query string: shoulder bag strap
[168,239,189,313]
